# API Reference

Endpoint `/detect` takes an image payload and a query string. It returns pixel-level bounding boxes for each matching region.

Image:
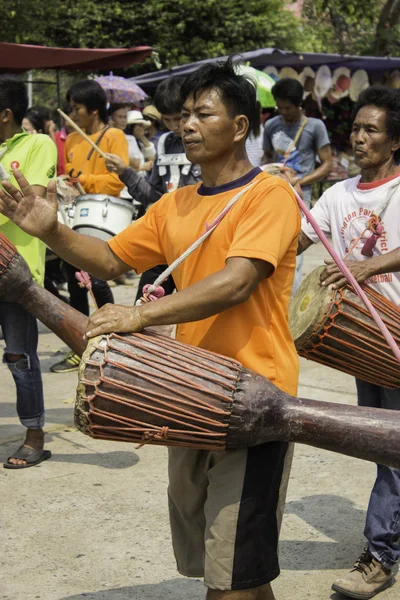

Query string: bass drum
[72,194,135,241]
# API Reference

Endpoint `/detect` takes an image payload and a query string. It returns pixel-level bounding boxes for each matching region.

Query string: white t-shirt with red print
[301,172,400,306]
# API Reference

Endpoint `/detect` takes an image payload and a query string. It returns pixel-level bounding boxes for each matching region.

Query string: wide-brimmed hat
[127,110,151,127]
[279,67,300,81]
[142,105,162,123]
[315,65,333,99]
[349,70,369,101]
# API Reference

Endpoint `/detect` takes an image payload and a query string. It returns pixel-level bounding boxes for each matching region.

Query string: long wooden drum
[289,266,400,388]
[2,231,400,467]
[76,331,243,450]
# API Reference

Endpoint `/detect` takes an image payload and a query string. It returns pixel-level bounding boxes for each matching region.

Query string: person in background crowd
[297,85,400,600]
[246,101,264,166]
[142,104,164,148]
[109,103,128,131]
[105,76,202,303]
[55,103,74,176]
[0,75,57,468]
[51,79,128,373]
[263,78,333,291]
[22,105,57,144]
[126,110,155,176]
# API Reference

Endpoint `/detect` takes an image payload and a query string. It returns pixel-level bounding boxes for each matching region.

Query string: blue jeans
[292,186,312,294]
[0,302,44,429]
[356,378,400,568]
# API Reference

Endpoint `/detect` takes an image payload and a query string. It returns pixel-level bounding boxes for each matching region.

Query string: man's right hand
[105,153,129,176]
[0,169,59,241]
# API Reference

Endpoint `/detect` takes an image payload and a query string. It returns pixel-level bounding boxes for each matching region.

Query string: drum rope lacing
[136,182,255,305]
[80,332,242,449]
[293,185,400,364]
[0,234,15,272]
[299,285,400,387]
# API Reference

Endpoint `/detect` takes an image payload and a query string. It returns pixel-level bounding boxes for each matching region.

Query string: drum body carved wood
[290,266,400,387]
[1,231,400,468]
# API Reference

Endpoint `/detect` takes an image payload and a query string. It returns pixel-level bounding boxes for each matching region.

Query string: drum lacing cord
[299,286,400,386]
[0,234,16,271]
[82,332,239,449]
[293,185,400,364]
[136,183,255,304]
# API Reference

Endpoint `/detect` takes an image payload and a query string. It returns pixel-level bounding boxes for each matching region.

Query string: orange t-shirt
[108,169,300,395]
[65,127,128,196]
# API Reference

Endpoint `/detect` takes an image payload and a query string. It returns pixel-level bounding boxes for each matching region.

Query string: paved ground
[0,245,398,600]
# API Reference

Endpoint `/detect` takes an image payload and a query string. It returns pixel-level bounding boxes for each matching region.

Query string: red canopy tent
[0,42,153,73]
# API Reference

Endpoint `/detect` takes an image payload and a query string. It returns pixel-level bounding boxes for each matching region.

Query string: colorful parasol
[234,65,276,108]
[94,72,148,104]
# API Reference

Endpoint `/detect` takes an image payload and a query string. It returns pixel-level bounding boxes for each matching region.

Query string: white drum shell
[72,195,134,241]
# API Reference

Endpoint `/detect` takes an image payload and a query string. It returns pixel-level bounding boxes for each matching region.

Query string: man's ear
[233,115,249,143]
[392,138,400,154]
[1,108,13,123]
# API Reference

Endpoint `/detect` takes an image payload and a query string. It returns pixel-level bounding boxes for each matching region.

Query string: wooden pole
[57,108,108,160]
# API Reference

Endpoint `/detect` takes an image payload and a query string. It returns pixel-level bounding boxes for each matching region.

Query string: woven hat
[263,66,279,81]
[127,110,151,127]
[299,67,316,86]
[330,71,352,101]
[315,65,333,99]
[142,105,162,123]
[349,70,369,101]
[279,67,299,81]
[388,70,400,89]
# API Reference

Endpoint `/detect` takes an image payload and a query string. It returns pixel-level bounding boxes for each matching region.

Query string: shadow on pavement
[60,577,204,599]
[280,494,367,571]
[49,450,140,469]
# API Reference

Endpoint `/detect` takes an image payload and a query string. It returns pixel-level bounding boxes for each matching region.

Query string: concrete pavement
[0,245,397,600]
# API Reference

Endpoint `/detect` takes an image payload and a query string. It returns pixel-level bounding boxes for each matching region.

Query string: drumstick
[57,109,108,160]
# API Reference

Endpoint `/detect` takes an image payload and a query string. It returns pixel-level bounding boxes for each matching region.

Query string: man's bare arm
[321,248,400,288]
[44,223,132,280]
[84,257,274,338]
[297,145,333,187]
[0,170,131,280]
[297,230,314,255]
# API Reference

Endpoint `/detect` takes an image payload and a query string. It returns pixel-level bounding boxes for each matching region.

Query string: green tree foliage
[301,0,400,56]
[0,0,303,69]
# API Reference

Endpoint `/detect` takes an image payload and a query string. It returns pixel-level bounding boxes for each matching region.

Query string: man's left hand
[84,304,147,340]
[320,259,372,289]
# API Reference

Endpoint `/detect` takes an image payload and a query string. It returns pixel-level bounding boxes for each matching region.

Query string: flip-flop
[3,445,52,469]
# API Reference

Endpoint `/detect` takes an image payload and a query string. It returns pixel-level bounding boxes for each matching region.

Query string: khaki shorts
[168,442,293,591]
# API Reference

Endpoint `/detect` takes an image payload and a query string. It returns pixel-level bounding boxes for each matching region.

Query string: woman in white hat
[126,110,156,177]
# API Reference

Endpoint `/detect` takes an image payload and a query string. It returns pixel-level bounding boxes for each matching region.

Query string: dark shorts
[167,442,293,591]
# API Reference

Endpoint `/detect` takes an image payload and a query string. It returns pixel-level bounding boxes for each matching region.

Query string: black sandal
[3,445,52,469]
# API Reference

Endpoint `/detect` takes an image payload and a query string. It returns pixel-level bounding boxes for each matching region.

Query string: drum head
[289,266,334,346]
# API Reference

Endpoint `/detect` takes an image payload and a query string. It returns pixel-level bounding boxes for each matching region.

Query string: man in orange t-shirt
[64,80,128,197]
[51,79,128,374]
[0,61,299,599]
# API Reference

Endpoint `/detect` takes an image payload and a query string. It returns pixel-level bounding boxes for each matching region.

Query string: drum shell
[76,331,242,450]
[290,266,400,387]
[72,194,134,241]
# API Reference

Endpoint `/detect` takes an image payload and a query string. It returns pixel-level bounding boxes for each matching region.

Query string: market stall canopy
[130,47,400,90]
[0,42,153,73]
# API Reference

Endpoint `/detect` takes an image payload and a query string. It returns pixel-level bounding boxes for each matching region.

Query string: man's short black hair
[180,58,257,139]
[272,78,304,107]
[109,103,126,115]
[353,86,400,162]
[153,76,185,115]
[67,80,108,123]
[0,75,28,125]
[26,106,50,133]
